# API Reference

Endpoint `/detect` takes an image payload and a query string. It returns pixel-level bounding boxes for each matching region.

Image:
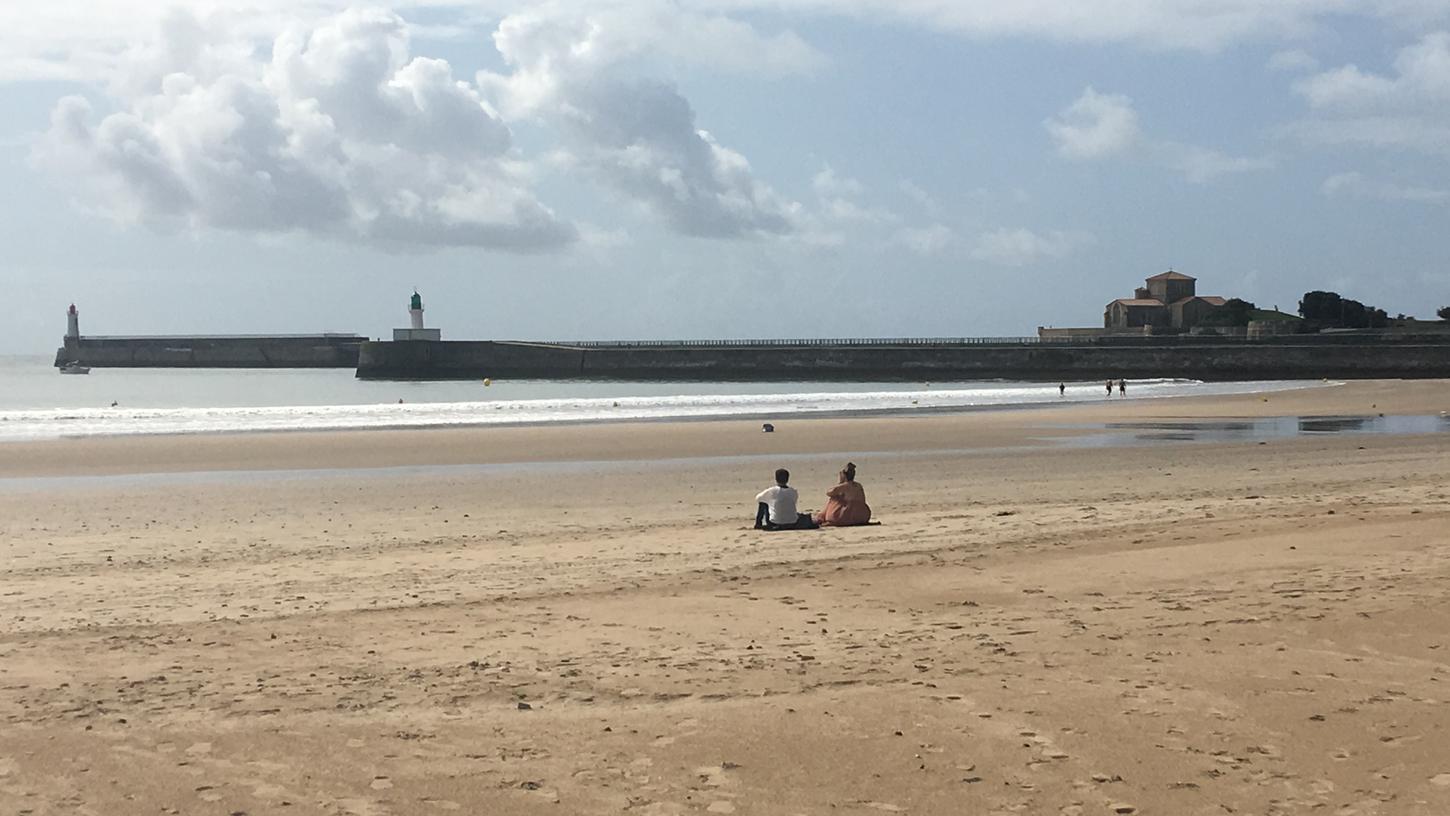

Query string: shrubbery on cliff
[1298,291,1389,329]
[1198,298,1258,327]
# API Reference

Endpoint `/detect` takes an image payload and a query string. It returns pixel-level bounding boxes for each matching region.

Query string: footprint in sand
[706,803,737,814]
[194,784,223,803]
[1431,773,1450,787]
[185,742,212,756]
[249,781,287,798]
[370,776,394,790]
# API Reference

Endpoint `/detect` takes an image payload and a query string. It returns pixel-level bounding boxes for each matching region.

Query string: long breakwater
[354,335,1450,381]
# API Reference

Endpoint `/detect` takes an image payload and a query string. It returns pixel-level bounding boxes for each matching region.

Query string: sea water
[0,355,1325,442]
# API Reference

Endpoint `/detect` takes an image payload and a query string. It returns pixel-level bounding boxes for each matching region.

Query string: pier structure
[53,295,1450,380]
[353,333,1450,381]
[54,304,365,369]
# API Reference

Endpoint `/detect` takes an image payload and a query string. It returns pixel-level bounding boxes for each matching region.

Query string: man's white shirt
[755,485,799,524]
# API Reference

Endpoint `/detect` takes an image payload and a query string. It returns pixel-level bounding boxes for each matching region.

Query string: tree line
[1297,291,1389,329]
[1201,291,1450,329]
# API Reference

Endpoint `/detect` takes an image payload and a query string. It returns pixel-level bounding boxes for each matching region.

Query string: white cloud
[564,78,801,238]
[479,4,824,118]
[1156,143,1276,183]
[1288,31,1450,154]
[33,9,575,251]
[1322,171,1450,203]
[811,165,896,225]
[1045,87,1140,159]
[1295,66,1399,111]
[893,224,955,256]
[1320,171,1365,195]
[604,4,828,76]
[482,2,824,89]
[688,0,1450,52]
[1048,87,1273,182]
[969,227,1094,267]
[1268,49,1319,73]
[898,179,940,215]
[813,166,865,199]
[6,1,1450,85]
[1299,32,1450,111]
[482,7,803,239]
[25,2,825,245]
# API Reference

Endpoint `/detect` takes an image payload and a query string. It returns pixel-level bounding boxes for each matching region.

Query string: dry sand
[2,379,1450,815]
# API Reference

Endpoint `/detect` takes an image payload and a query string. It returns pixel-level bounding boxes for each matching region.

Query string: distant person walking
[1118,379,1127,396]
[1058,383,1066,397]
[1105,380,1113,397]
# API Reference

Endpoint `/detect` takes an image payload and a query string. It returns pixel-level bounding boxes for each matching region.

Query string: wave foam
[0,379,1322,442]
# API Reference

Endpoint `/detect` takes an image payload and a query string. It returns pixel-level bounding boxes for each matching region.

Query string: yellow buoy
[483,378,493,386]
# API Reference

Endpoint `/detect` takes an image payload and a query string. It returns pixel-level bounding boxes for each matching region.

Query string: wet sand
[2,380,1450,815]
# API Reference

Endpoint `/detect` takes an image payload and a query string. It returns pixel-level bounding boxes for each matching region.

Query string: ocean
[0,355,1324,442]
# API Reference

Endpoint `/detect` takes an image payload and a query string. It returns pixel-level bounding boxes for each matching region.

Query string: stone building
[1104,271,1226,331]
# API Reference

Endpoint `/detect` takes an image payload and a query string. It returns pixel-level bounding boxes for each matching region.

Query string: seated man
[754,468,819,530]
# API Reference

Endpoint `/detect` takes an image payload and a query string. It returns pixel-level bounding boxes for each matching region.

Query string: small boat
[59,361,91,375]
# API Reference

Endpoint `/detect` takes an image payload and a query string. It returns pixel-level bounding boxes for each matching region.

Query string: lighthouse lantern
[392,291,441,341]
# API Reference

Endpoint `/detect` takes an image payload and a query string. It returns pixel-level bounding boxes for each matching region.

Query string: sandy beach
[3,379,1450,816]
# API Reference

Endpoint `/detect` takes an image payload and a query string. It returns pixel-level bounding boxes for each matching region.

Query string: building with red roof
[1104,271,1230,330]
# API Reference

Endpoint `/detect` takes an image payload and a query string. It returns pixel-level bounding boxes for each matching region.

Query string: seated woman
[815,462,872,527]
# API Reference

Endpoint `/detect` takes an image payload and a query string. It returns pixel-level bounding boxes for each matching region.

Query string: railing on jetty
[77,333,365,340]
[528,332,1450,349]
[537,337,1048,348]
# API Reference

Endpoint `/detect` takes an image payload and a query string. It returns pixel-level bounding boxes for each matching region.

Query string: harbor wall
[354,341,585,379]
[354,337,1450,381]
[55,336,365,368]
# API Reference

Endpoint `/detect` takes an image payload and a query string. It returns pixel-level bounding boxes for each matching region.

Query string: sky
[2,0,1449,353]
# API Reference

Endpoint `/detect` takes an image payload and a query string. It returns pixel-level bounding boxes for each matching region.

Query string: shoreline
[0,379,1443,479]
[0,377,1325,444]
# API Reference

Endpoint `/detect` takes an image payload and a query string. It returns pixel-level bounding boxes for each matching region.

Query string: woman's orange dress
[817,481,871,526]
